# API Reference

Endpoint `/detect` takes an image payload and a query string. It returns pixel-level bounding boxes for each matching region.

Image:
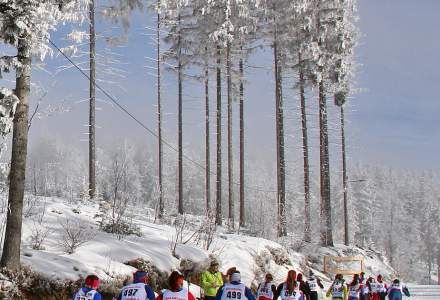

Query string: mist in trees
[1,0,438,284]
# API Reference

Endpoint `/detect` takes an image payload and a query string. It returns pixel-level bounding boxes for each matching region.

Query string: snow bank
[10,196,396,289]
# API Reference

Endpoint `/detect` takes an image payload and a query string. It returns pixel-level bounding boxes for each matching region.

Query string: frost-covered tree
[89,0,97,199]
[161,0,198,215]
[197,0,259,227]
[259,0,293,237]
[331,0,358,246]
[0,88,19,152]
[282,0,314,242]
[98,142,142,238]
[0,0,87,269]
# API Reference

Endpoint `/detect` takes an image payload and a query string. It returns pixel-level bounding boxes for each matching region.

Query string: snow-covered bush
[124,258,168,291]
[30,221,51,250]
[58,218,93,254]
[253,249,273,280]
[266,246,292,266]
[0,266,81,298]
[98,144,142,239]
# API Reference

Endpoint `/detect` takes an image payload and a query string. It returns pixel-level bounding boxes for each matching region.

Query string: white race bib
[332,282,344,298]
[163,289,189,300]
[280,284,302,300]
[257,283,273,300]
[348,284,359,297]
[120,283,148,300]
[220,283,246,300]
[75,289,97,300]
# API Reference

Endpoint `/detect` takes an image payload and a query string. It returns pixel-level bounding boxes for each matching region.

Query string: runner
[326,274,347,300]
[386,279,410,300]
[157,271,196,300]
[359,273,367,300]
[117,270,156,300]
[275,270,305,300]
[296,273,310,297]
[304,271,324,300]
[376,275,387,300]
[72,275,102,300]
[347,274,362,300]
[215,271,256,300]
[256,273,276,300]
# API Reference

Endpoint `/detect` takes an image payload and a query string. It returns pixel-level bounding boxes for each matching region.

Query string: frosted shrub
[58,218,93,254]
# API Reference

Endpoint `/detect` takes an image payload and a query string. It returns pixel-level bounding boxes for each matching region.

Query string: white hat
[231,272,241,283]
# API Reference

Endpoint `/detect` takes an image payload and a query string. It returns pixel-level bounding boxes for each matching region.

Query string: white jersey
[75,288,98,300]
[257,282,273,300]
[348,284,360,298]
[280,283,302,300]
[369,282,378,294]
[120,283,148,300]
[331,281,344,299]
[220,283,246,300]
[163,288,189,300]
[307,279,318,292]
[376,282,386,293]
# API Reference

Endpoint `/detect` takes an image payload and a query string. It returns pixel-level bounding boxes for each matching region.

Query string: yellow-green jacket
[326,281,348,300]
[201,270,223,297]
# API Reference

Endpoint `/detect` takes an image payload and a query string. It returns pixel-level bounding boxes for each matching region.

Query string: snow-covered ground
[8,196,397,290]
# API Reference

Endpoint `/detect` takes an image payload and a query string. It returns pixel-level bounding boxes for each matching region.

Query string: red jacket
[157,290,196,300]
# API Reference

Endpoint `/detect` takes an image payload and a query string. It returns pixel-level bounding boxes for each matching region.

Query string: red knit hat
[85,275,100,289]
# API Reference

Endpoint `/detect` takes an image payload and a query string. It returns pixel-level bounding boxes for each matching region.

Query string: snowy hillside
[1,195,396,291]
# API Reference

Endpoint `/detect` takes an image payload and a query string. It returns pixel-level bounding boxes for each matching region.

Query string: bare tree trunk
[239,55,245,227]
[299,58,311,243]
[226,41,234,228]
[319,80,333,246]
[340,104,349,246]
[388,186,395,265]
[205,48,211,213]
[89,0,96,199]
[215,45,222,225]
[437,249,440,285]
[0,38,31,269]
[274,36,286,237]
[156,4,164,218]
[177,14,183,214]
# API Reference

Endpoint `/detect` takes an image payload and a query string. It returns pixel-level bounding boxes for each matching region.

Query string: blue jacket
[72,287,102,300]
[215,282,257,300]
[117,283,156,300]
[387,285,410,300]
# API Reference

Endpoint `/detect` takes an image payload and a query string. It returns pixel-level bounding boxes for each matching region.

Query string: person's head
[169,271,184,291]
[377,274,383,282]
[286,270,297,292]
[133,270,148,284]
[297,273,303,282]
[359,272,365,281]
[308,270,314,278]
[231,271,241,283]
[335,274,343,281]
[226,267,237,283]
[85,275,100,290]
[265,273,273,283]
[351,274,359,285]
[393,278,400,285]
[210,259,220,272]
[286,270,297,283]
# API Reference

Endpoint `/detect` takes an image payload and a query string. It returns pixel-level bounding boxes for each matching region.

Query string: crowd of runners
[72,260,411,300]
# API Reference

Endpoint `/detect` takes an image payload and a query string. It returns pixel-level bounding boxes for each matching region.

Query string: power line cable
[48,38,278,194]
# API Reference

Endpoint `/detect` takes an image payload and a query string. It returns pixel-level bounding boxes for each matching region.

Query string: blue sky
[14,0,440,171]
[352,0,440,169]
